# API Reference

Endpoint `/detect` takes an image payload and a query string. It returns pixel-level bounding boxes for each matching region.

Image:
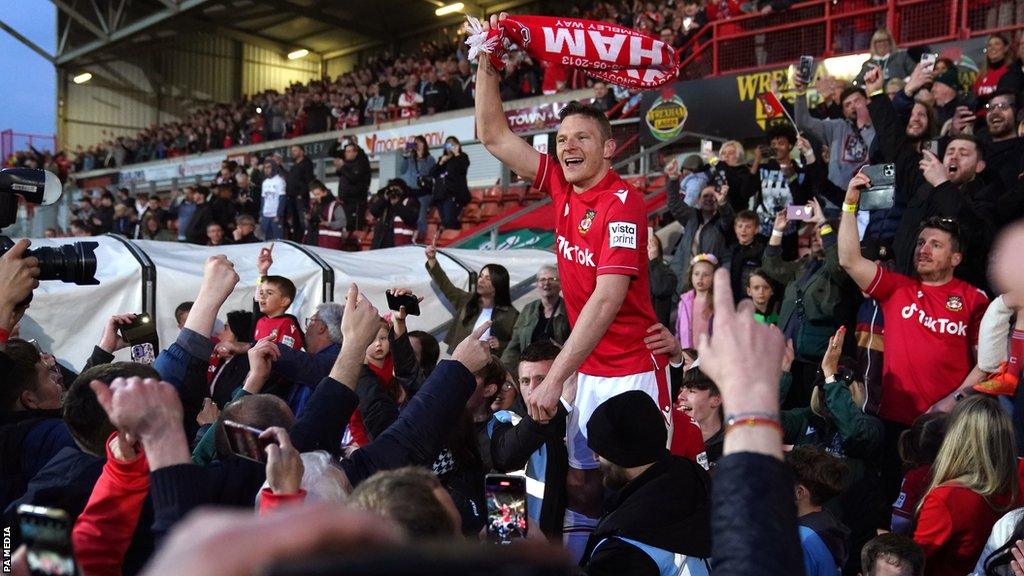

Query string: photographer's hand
[0,239,40,338]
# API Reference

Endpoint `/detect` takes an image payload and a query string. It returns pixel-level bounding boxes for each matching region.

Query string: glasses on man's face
[304,316,322,328]
[986,101,1014,111]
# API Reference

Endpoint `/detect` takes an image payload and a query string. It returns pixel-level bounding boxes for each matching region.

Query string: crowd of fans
[52,134,472,248]
[12,5,1024,576]
[2,0,811,174]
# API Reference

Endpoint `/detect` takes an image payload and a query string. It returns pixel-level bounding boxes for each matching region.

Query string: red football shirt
[670,409,708,469]
[866,267,987,425]
[254,315,305,350]
[533,154,661,377]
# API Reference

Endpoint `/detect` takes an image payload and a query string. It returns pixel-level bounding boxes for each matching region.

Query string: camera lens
[30,241,99,286]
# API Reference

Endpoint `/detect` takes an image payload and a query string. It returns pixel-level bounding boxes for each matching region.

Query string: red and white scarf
[465,15,680,90]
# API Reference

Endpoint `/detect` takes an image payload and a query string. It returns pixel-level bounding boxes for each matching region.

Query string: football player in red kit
[473,11,677,559]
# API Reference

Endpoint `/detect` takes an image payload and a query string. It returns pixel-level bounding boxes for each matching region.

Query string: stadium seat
[439,228,461,243]
[461,203,482,224]
[482,186,502,201]
[480,202,501,219]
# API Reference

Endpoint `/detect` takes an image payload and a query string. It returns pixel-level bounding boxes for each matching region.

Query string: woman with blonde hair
[715,139,755,212]
[913,396,1023,576]
[855,28,915,85]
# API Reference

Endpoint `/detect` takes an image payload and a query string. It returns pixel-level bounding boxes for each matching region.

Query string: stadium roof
[3,0,535,68]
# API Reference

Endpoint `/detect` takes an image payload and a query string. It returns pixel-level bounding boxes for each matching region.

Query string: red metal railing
[1,130,57,165]
[676,0,1021,80]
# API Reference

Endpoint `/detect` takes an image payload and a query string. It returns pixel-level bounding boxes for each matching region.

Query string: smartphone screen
[485,474,528,544]
[786,205,812,221]
[798,55,815,82]
[921,53,937,72]
[130,343,156,365]
[18,505,79,576]
[223,420,271,463]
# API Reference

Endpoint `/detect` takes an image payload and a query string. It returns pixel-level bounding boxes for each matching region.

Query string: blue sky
[0,2,56,137]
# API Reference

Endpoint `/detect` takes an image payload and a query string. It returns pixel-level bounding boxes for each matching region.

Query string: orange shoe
[974,362,1020,396]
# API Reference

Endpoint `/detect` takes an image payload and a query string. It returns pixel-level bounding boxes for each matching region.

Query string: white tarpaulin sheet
[14,237,554,372]
[16,236,143,371]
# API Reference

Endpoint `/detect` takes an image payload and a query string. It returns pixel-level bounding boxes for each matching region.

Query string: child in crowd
[254,245,304,351]
[789,445,851,576]
[891,413,948,534]
[676,253,717,349]
[747,269,778,324]
[727,209,766,301]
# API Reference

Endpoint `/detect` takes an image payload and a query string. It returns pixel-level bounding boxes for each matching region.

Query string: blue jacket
[149,359,477,540]
[0,411,76,511]
[399,154,436,194]
[274,342,341,416]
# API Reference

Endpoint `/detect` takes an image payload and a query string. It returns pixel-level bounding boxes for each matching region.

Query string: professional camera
[0,168,99,285]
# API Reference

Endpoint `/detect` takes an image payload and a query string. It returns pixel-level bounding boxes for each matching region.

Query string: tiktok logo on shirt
[900,302,967,336]
[556,235,596,267]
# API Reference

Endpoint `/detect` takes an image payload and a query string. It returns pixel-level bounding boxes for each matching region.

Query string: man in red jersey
[839,169,988,502]
[474,12,671,559]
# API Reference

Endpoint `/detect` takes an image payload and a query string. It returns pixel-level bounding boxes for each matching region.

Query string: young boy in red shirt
[254,245,304,351]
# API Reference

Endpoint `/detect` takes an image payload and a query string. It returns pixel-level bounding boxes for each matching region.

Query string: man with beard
[891,135,996,292]
[839,171,988,505]
[579,391,711,575]
[861,63,938,250]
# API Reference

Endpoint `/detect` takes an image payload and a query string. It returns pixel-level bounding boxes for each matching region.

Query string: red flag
[757,91,785,119]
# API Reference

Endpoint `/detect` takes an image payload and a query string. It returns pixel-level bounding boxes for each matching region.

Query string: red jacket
[258,488,307,516]
[671,409,708,469]
[72,433,150,576]
[913,461,1024,576]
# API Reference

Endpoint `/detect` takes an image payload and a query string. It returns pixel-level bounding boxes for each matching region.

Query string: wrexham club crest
[578,209,597,234]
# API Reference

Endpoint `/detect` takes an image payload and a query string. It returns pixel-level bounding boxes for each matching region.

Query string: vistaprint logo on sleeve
[900,302,967,336]
[608,221,637,249]
[556,235,596,267]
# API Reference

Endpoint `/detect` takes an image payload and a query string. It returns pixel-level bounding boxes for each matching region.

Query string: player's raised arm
[474,13,541,181]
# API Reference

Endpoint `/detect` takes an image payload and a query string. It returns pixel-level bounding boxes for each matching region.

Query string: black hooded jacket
[799,509,851,570]
[581,454,711,575]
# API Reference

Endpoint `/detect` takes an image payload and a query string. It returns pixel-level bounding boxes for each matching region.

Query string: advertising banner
[356,115,476,160]
[641,37,990,146]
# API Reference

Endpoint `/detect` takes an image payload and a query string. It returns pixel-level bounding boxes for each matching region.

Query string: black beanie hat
[226,310,254,344]
[587,391,668,468]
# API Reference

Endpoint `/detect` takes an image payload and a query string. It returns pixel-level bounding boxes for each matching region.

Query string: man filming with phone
[838,169,989,504]
[793,59,874,194]
[894,135,996,293]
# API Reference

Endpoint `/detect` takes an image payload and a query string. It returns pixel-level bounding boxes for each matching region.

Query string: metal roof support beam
[55,0,216,65]
[51,0,108,40]
[88,0,109,34]
[58,14,73,55]
[111,0,130,31]
[190,18,299,54]
[321,0,538,62]
[0,19,55,62]
[263,0,383,37]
